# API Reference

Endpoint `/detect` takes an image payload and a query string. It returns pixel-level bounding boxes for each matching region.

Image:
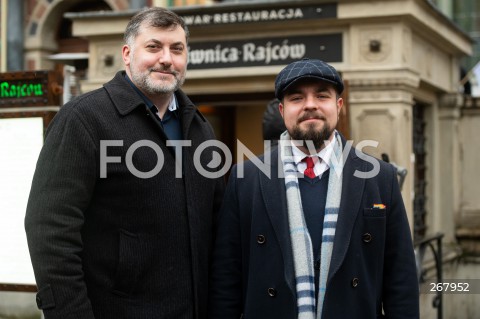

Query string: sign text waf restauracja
[181,3,337,26]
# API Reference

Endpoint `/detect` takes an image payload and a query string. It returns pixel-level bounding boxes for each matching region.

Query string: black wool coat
[25,71,225,319]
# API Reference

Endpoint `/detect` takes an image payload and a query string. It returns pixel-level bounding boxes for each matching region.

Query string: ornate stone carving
[360,28,392,63]
[97,44,121,77]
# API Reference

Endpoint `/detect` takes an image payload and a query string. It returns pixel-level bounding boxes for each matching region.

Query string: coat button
[257,235,266,244]
[267,287,277,297]
[362,233,372,243]
[351,278,359,288]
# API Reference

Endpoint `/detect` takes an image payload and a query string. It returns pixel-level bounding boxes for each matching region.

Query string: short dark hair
[124,7,189,45]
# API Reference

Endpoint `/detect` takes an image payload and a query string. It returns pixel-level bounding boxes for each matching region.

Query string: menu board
[0,117,43,286]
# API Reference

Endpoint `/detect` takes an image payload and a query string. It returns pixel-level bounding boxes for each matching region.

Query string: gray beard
[131,71,184,95]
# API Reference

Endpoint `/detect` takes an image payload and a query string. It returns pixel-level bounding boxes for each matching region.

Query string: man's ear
[278,102,284,118]
[337,97,344,117]
[122,45,131,66]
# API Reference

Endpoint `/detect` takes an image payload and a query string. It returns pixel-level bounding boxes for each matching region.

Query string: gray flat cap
[275,58,344,99]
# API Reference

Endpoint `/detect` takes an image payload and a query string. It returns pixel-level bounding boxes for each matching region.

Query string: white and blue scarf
[279,131,343,319]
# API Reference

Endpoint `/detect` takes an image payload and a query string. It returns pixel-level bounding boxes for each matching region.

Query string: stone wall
[0,292,40,319]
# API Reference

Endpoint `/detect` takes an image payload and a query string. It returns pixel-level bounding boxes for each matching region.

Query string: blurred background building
[0,0,479,318]
[436,0,480,70]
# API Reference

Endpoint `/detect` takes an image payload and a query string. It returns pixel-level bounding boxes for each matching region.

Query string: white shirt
[168,95,178,112]
[291,134,335,178]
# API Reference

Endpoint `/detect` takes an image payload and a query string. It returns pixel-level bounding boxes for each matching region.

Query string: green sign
[0,70,61,107]
[0,81,44,99]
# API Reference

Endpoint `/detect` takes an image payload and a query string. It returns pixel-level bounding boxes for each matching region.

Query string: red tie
[302,156,316,178]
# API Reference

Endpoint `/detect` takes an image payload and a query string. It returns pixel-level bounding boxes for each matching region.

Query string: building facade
[1,1,479,318]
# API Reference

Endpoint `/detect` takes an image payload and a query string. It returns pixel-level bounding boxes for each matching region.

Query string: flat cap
[274,58,344,99]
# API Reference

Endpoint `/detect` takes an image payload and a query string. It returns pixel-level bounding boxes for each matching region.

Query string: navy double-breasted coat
[209,140,419,319]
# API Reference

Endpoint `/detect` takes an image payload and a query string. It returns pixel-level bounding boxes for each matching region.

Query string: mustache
[149,67,178,76]
[297,112,326,123]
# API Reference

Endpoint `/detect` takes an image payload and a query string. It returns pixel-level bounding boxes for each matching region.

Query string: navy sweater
[299,171,329,300]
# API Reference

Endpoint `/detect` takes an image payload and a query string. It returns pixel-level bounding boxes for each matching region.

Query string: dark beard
[290,122,333,151]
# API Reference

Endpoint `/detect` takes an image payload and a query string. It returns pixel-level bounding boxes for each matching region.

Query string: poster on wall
[0,117,43,286]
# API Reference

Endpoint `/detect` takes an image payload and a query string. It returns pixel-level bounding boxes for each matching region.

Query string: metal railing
[382,153,444,319]
[415,233,445,319]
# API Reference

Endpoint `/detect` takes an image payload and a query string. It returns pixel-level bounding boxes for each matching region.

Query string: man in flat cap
[209,59,419,319]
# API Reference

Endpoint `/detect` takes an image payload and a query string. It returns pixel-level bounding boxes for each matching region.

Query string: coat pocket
[363,207,386,218]
[112,229,142,296]
[35,284,56,310]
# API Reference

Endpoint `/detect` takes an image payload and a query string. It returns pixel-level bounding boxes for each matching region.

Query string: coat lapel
[327,144,366,282]
[176,90,197,140]
[105,71,170,145]
[258,143,367,293]
[259,148,296,293]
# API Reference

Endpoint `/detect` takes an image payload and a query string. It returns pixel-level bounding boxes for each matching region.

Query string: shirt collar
[168,95,178,111]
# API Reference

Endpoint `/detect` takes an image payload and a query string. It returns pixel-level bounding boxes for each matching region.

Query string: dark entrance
[412,103,428,241]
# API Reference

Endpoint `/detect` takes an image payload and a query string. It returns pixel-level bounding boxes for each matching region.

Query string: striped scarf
[279,131,343,319]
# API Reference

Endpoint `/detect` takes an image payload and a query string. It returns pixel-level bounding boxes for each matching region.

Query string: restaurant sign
[181,3,337,26]
[188,33,342,70]
[0,71,61,107]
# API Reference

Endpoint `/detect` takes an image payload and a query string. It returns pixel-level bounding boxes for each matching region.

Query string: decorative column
[6,0,23,70]
[436,93,462,244]
[456,97,480,256]
[344,70,419,230]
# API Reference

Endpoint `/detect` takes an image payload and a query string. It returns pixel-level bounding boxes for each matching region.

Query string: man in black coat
[209,59,419,319]
[25,7,224,319]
